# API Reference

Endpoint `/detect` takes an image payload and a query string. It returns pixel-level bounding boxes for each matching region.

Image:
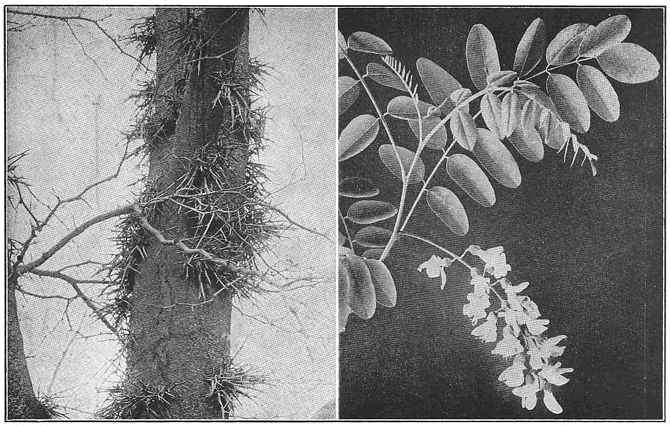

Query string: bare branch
[16,287,75,301]
[6,8,151,73]
[16,204,135,275]
[132,204,261,277]
[12,141,131,271]
[29,269,119,336]
[63,20,108,81]
[260,202,332,242]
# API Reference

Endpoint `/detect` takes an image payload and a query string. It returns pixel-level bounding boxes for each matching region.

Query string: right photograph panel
[338,7,663,419]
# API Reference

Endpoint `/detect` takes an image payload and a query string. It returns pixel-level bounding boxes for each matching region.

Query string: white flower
[521,297,541,319]
[470,271,490,296]
[463,291,490,325]
[512,374,540,410]
[529,346,544,370]
[502,308,526,337]
[492,325,523,357]
[472,312,498,342]
[538,335,567,360]
[470,246,511,278]
[526,318,550,335]
[417,255,452,289]
[542,389,564,414]
[498,354,526,387]
[538,362,573,386]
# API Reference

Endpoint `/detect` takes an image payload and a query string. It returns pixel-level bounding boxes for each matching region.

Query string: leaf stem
[379,88,492,261]
[524,56,590,81]
[398,231,471,269]
[399,139,457,232]
[338,208,353,249]
[342,52,407,183]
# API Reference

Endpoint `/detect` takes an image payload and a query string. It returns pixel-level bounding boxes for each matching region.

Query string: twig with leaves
[338,14,659,414]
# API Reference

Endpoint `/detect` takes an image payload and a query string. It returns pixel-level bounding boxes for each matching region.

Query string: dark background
[339,7,664,419]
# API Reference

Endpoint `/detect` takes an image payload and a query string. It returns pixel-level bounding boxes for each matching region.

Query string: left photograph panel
[5,7,336,419]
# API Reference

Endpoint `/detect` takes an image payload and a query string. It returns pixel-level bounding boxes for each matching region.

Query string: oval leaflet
[426,186,469,236]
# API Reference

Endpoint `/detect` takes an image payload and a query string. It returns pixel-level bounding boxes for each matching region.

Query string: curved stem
[524,56,590,81]
[379,88,492,262]
[399,231,471,269]
[342,52,407,183]
[399,139,456,232]
[402,231,507,304]
[399,86,512,234]
[338,208,353,249]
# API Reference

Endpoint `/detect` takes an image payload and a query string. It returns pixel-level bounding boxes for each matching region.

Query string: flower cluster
[418,245,572,414]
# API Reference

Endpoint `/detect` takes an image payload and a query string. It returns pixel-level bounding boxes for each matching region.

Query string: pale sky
[6,7,336,419]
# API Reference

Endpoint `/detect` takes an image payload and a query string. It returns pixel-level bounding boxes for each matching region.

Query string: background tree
[7,6,335,419]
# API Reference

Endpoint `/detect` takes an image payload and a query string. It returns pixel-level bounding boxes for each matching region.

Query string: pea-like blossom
[526,318,550,335]
[463,291,490,325]
[492,325,524,357]
[417,245,572,414]
[512,374,540,410]
[472,312,497,342]
[417,255,452,289]
[498,354,526,387]
[470,245,511,278]
[539,362,573,386]
[542,389,563,414]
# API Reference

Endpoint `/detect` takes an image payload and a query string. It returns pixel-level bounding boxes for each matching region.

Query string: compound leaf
[339,114,379,161]
[346,255,376,319]
[338,257,353,332]
[597,42,660,84]
[547,73,590,133]
[367,62,406,92]
[339,176,380,198]
[501,91,522,137]
[347,200,398,225]
[365,259,397,307]
[354,225,392,248]
[576,64,620,122]
[446,153,496,207]
[509,126,545,163]
[378,144,425,185]
[514,18,546,76]
[408,117,448,150]
[387,96,433,120]
[338,30,348,60]
[466,24,501,90]
[546,23,592,65]
[480,93,504,139]
[579,15,631,58]
[450,109,478,151]
[348,31,393,55]
[416,57,462,114]
[338,76,360,116]
[426,186,469,236]
[473,128,522,188]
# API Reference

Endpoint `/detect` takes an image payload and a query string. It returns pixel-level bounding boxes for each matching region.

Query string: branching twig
[16,204,135,275]
[29,269,119,336]
[7,8,152,73]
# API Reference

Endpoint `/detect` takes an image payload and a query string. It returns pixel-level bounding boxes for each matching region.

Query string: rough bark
[7,278,50,419]
[123,8,250,419]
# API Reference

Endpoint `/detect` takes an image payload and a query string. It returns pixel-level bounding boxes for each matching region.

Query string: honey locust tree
[7,7,326,419]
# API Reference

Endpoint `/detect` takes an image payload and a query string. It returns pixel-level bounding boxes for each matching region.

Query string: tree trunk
[122,8,250,419]
[7,278,50,419]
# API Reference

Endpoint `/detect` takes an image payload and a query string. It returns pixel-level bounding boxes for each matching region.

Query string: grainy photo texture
[6,6,335,419]
[338,7,663,419]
